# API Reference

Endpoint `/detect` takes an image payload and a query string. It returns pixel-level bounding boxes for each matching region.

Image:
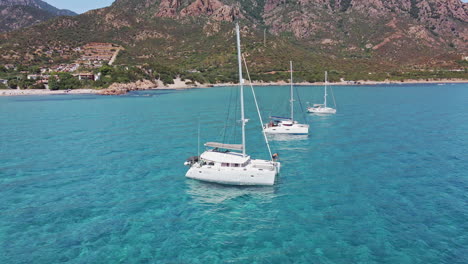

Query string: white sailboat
[184,23,281,186]
[263,61,309,135]
[307,71,337,114]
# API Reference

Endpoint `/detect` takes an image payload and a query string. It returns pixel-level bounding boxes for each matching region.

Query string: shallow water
[0,84,467,263]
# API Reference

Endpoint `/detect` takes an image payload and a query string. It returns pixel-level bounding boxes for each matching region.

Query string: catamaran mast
[324,71,328,108]
[236,23,246,157]
[290,61,294,121]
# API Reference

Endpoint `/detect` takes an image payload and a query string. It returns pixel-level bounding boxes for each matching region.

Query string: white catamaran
[263,61,309,135]
[307,71,337,114]
[184,23,280,186]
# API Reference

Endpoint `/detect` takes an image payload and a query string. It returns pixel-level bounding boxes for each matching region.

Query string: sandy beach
[0,89,100,96]
[156,78,468,90]
[1,78,466,96]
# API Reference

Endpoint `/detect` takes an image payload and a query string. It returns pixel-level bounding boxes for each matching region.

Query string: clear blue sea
[0,83,467,264]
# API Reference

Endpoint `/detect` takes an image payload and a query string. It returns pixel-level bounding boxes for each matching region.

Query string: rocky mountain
[0,0,77,32]
[0,0,466,78]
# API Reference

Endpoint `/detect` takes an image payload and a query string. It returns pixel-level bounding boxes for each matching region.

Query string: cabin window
[222,163,228,167]
[208,162,214,166]
[233,164,239,167]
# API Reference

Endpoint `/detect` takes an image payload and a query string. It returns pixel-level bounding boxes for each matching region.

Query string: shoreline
[1,79,467,96]
[0,89,100,96]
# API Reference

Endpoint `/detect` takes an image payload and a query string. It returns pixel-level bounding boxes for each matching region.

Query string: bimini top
[270,116,292,121]
[201,150,250,164]
[205,142,243,151]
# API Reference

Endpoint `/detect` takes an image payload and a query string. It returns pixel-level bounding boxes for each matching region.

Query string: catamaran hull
[186,164,280,186]
[263,125,309,135]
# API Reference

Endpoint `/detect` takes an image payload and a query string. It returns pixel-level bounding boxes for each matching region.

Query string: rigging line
[233,77,240,144]
[221,83,235,144]
[330,84,337,110]
[268,83,277,118]
[197,115,201,157]
[294,83,307,123]
[242,53,273,161]
[220,88,231,142]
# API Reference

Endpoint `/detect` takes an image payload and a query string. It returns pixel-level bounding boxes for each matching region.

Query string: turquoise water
[0,84,467,263]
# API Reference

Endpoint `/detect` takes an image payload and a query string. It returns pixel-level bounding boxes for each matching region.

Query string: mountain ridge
[0,0,77,32]
[0,0,466,81]
[0,0,77,16]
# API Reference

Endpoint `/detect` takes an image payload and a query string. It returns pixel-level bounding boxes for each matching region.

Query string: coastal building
[35,80,49,86]
[76,42,122,66]
[73,73,96,81]
[31,79,49,89]
[0,79,7,85]
[51,64,79,72]
[27,74,41,80]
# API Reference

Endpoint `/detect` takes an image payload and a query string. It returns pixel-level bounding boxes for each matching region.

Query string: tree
[57,73,80,90]
[31,83,46,89]
[49,76,59,90]
[16,65,28,72]
[29,66,41,74]
[7,78,18,89]
[99,65,113,76]
[19,79,35,89]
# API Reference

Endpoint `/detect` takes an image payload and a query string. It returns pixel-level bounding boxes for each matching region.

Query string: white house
[27,74,41,80]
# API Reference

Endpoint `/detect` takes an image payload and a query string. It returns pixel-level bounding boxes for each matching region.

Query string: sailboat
[263,61,309,135]
[184,23,281,186]
[307,71,337,114]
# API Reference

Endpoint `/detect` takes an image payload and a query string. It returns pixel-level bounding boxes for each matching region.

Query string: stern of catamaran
[184,156,199,166]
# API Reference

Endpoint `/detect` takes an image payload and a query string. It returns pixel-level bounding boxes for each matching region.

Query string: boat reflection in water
[185,180,276,205]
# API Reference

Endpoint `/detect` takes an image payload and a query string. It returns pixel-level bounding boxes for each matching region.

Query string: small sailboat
[307,71,337,114]
[184,23,280,186]
[263,61,309,135]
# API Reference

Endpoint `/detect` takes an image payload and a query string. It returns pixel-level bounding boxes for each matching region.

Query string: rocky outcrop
[180,0,224,17]
[156,0,180,18]
[119,0,467,42]
[260,0,467,58]
[98,80,157,95]
[210,5,241,22]
[155,0,240,22]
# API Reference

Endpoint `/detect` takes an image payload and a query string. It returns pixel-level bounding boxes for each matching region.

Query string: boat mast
[236,23,246,157]
[290,61,294,121]
[324,71,328,108]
